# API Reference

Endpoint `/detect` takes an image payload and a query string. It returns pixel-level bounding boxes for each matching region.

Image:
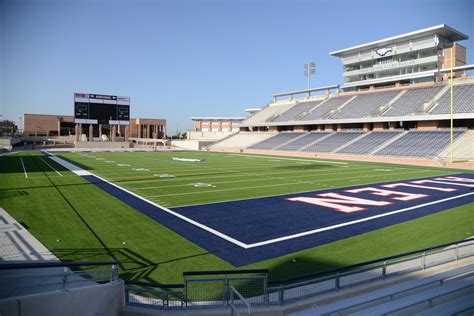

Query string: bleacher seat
[302,131,364,153]
[301,96,353,121]
[349,275,474,316]
[243,102,296,125]
[337,131,401,154]
[291,264,474,316]
[383,86,444,117]
[278,132,331,151]
[273,100,323,122]
[374,130,465,158]
[430,83,474,115]
[333,90,400,119]
[415,292,474,316]
[210,132,275,148]
[249,132,305,150]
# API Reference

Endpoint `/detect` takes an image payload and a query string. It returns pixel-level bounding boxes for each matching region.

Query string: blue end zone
[83,173,474,266]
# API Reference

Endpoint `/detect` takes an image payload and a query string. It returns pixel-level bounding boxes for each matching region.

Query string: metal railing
[267,238,474,305]
[183,269,268,309]
[230,286,252,316]
[0,261,118,299]
[123,238,474,310]
[125,280,184,309]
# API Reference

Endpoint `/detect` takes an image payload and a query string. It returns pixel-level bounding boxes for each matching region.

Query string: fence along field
[0,151,472,283]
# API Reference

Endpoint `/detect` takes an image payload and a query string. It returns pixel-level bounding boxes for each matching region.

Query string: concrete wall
[171,140,201,150]
[188,131,235,140]
[0,281,124,316]
[74,141,130,149]
[417,120,439,130]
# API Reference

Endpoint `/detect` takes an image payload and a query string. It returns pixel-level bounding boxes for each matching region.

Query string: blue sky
[1,0,473,132]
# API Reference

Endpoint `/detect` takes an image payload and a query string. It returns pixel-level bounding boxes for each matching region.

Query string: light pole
[304,62,316,90]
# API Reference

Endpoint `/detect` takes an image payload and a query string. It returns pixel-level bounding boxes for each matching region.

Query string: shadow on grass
[52,245,347,286]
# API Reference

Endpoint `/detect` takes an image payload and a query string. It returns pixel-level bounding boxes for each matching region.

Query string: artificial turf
[0,150,472,283]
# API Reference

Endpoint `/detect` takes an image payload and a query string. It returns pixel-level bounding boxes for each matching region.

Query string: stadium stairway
[417,85,450,115]
[439,129,474,161]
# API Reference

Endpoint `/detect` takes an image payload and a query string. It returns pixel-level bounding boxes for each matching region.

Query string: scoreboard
[74,93,130,125]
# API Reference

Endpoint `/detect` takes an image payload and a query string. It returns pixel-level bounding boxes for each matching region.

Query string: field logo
[374,47,393,57]
[190,182,215,187]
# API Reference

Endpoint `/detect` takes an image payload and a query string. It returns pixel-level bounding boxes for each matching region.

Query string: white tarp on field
[171,157,203,162]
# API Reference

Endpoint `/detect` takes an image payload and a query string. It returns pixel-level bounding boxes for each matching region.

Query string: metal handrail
[268,238,474,285]
[126,280,184,289]
[230,286,252,316]
[0,261,117,270]
[183,268,269,276]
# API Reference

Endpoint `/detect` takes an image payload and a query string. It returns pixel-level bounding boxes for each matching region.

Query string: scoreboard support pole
[89,125,93,142]
[125,126,129,142]
[112,125,117,142]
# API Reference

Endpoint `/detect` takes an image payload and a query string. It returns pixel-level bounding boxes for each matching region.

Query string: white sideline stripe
[44,151,249,249]
[20,157,28,179]
[44,151,472,250]
[45,152,93,176]
[39,157,63,177]
[244,192,474,248]
[229,154,348,164]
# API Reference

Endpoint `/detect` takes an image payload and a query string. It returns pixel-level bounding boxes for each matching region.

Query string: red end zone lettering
[286,174,474,213]
[286,193,392,213]
[346,187,427,201]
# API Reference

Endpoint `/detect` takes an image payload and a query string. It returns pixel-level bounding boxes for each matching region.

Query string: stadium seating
[430,83,474,114]
[383,86,445,117]
[243,102,296,125]
[302,131,364,153]
[248,132,305,150]
[211,132,276,148]
[214,128,468,159]
[301,96,353,121]
[241,81,473,128]
[336,131,402,154]
[332,90,401,119]
[278,132,332,151]
[374,130,465,158]
[272,100,323,122]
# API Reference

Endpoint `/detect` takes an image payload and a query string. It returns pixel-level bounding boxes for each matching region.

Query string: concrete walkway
[0,208,57,262]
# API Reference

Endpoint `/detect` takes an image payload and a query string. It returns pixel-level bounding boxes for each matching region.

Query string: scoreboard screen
[74,93,130,125]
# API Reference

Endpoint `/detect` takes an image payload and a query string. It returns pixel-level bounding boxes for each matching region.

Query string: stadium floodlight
[449,47,454,163]
[304,62,316,90]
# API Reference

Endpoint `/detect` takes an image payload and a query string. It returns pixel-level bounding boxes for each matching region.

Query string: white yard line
[134,167,392,191]
[19,157,28,179]
[147,169,439,198]
[40,157,63,177]
[229,154,348,164]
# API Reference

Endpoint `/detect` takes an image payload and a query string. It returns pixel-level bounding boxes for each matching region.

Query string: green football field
[0,150,472,283]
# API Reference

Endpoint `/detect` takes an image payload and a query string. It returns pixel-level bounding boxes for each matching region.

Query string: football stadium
[1,2,474,315]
